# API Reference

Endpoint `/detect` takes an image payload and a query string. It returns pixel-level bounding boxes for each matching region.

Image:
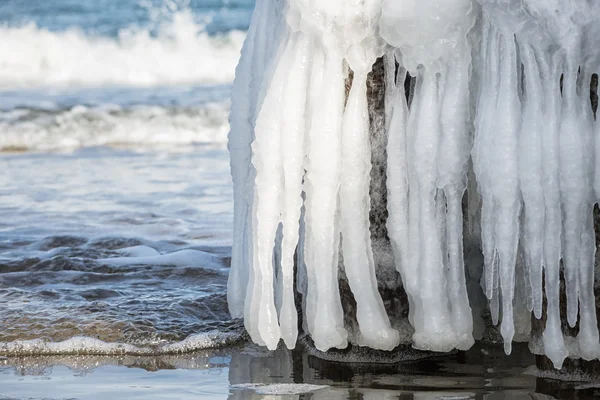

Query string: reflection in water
[1,341,599,399]
[227,342,531,399]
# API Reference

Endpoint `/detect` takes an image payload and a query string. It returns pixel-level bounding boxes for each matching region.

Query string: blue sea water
[0,0,252,354]
[0,0,254,36]
[0,0,253,151]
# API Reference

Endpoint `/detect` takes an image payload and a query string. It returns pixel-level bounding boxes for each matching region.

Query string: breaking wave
[0,331,245,356]
[0,10,245,89]
[0,102,230,152]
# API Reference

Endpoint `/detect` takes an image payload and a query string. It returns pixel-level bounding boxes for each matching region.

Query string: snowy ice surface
[229,0,600,369]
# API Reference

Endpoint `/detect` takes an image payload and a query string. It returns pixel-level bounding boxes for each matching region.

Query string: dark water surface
[2,343,598,399]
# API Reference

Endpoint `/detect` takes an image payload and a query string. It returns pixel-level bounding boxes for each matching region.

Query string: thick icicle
[438,52,475,350]
[387,62,414,307]
[411,67,456,351]
[574,65,599,360]
[303,39,348,352]
[248,30,298,350]
[494,32,521,355]
[472,12,523,354]
[277,31,312,349]
[381,0,477,353]
[340,44,400,351]
[472,19,500,303]
[578,201,600,360]
[406,73,424,333]
[518,44,545,319]
[228,0,272,319]
[559,55,584,329]
[541,55,568,369]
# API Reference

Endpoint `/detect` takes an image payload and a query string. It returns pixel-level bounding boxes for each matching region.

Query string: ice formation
[228,0,600,369]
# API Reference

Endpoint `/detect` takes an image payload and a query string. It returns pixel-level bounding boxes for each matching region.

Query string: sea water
[0,0,245,354]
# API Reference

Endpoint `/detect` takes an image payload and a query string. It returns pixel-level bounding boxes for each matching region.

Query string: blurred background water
[0,0,251,151]
[0,0,252,355]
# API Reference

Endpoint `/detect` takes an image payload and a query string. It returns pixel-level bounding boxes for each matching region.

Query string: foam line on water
[0,102,230,152]
[98,248,227,271]
[0,331,245,356]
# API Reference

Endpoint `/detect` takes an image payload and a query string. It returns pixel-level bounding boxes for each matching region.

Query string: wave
[0,102,230,152]
[0,331,245,356]
[0,10,245,89]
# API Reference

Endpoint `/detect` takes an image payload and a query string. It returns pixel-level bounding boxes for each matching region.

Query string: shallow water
[0,0,246,360]
[2,343,599,399]
[0,147,240,353]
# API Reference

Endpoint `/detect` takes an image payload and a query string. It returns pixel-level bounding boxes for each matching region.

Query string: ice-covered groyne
[228,0,600,369]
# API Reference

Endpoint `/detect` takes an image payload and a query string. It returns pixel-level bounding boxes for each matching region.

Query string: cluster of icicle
[228,0,600,369]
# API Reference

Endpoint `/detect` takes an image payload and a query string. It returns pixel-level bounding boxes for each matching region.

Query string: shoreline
[2,342,599,399]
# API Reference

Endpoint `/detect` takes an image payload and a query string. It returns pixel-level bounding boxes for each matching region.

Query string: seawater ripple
[0,235,243,356]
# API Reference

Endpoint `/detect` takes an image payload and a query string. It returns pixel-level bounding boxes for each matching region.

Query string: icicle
[518,44,545,319]
[472,16,522,354]
[387,61,412,293]
[303,38,348,352]
[340,44,400,351]
[559,56,584,329]
[384,51,397,133]
[577,201,600,360]
[541,54,568,369]
[574,64,599,360]
[302,39,325,343]
[406,72,424,332]
[380,0,478,353]
[248,29,300,350]
[494,32,522,355]
[228,0,272,319]
[387,60,422,333]
[472,18,500,302]
[438,51,475,350]
[277,31,312,349]
[411,67,456,352]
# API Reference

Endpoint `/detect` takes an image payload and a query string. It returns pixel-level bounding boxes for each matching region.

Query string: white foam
[0,331,243,356]
[118,245,161,257]
[0,102,230,152]
[98,249,226,271]
[0,11,245,89]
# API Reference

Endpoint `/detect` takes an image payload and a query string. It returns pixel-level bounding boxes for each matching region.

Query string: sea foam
[0,102,230,152]
[0,331,244,356]
[0,10,245,89]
